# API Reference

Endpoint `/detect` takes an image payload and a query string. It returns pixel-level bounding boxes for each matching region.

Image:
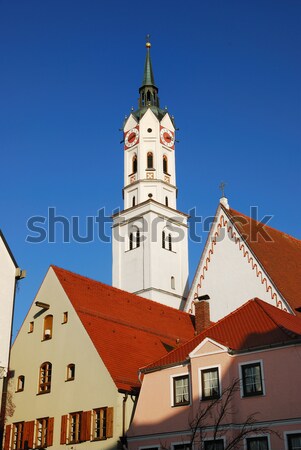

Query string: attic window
[66,364,75,381]
[29,321,34,333]
[16,375,25,392]
[43,315,53,340]
[62,312,68,324]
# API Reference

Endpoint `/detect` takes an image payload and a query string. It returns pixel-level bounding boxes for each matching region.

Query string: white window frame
[284,431,301,450]
[239,359,265,398]
[198,364,222,401]
[171,441,192,450]
[170,372,191,407]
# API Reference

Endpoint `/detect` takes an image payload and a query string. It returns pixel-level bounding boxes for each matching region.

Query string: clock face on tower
[124,127,139,149]
[160,127,175,149]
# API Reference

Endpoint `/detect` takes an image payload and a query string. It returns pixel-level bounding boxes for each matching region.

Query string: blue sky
[1,0,300,338]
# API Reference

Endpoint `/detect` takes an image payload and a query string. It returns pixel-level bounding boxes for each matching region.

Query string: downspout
[122,393,128,438]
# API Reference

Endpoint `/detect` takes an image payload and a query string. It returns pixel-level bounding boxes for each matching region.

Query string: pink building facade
[127,299,301,450]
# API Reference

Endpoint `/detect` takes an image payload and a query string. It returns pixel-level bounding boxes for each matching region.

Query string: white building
[112,40,189,309]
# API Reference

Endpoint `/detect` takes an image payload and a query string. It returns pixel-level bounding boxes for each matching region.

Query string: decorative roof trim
[191,211,289,314]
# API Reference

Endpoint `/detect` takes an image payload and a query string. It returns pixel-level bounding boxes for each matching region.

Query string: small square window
[28,321,34,333]
[62,312,68,324]
[241,362,263,397]
[204,439,224,450]
[173,375,190,406]
[201,367,220,400]
[287,433,301,450]
[246,436,268,450]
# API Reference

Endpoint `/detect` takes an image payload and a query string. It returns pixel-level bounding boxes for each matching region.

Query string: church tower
[112,39,189,309]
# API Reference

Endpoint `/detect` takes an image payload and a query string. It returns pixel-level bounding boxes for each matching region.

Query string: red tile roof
[225,207,301,316]
[143,298,301,372]
[51,266,195,391]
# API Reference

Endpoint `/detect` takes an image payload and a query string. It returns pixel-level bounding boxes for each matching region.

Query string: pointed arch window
[147,152,154,169]
[132,155,137,174]
[39,362,52,394]
[43,315,53,340]
[147,90,151,102]
[163,155,168,174]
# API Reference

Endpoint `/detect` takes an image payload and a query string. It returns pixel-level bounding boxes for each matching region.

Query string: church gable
[186,203,291,321]
[124,114,138,132]
[160,113,175,130]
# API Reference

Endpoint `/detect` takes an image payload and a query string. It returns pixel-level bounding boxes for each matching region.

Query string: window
[93,408,107,440]
[132,155,137,174]
[201,368,220,400]
[147,152,153,169]
[132,196,136,207]
[168,233,172,251]
[162,230,166,249]
[62,312,68,324]
[165,196,168,206]
[12,422,24,450]
[204,440,224,450]
[171,276,175,289]
[69,412,82,443]
[16,375,25,392]
[66,364,75,381]
[29,321,34,333]
[173,444,192,450]
[287,434,301,450]
[136,229,140,248]
[246,436,268,450]
[173,375,190,406]
[39,362,52,394]
[129,229,140,250]
[36,418,49,448]
[129,232,133,250]
[241,362,263,397]
[163,155,168,174]
[43,315,53,340]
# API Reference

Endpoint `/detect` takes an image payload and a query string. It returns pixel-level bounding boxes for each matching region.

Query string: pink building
[127,298,301,450]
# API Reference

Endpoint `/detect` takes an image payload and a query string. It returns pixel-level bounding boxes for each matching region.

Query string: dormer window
[43,315,53,340]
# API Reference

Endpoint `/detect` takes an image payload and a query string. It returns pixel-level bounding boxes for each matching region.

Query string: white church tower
[112,39,189,309]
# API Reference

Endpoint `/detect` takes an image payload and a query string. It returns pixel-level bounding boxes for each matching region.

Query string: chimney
[194,295,211,334]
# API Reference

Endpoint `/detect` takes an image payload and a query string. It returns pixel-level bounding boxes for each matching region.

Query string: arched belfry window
[136,229,140,248]
[43,315,53,340]
[132,154,137,174]
[147,90,151,102]
[147,152,153,169]
[163,155,168,174]
[129,228,140,250]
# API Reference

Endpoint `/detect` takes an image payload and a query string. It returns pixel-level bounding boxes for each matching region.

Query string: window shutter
[106,407,114,438]
[3,424,11,450]
[22,421,34,449]
[80,411,91,442]
[60,415,68,444]
[47,417,54,446]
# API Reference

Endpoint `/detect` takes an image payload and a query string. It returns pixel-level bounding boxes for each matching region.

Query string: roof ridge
[51,264,192,317]
[255,299,300,339]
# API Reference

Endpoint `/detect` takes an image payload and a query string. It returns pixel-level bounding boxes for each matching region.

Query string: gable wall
[5,267,132,449]
[186,208,289,320]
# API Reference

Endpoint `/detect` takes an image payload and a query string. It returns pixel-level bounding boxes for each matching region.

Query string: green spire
[142,40,156,87]
[139,37,159,109]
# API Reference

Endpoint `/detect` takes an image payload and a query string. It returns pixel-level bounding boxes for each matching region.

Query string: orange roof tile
[143,298,301,371]
[226,207,301,316]
[51,265,195,391]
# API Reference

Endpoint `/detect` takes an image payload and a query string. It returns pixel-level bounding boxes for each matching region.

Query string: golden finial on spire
[146,34,151,48]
